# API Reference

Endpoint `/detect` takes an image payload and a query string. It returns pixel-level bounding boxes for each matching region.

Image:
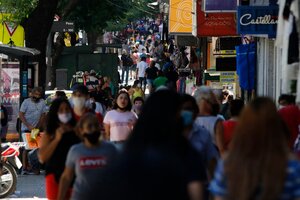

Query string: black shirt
[92,144,207,200]
[145,67,158,80]
[45,131,81,182]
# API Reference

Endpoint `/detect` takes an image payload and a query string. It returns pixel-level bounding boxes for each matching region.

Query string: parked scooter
[0,142,25,198]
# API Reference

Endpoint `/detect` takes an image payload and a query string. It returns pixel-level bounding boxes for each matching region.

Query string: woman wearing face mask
[58,113,117,200]
[38,99,81,200]
[103,90,138,151]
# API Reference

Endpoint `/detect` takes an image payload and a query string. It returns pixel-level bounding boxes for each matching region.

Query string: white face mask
[137,83,141,88]
[278,105,286,110]
[58,113,72,124]
[73,97,86,109]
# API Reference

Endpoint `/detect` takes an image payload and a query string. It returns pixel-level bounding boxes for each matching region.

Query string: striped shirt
[210,159,300,200]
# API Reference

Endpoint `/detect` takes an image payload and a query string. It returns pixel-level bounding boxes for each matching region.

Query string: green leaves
[0,0,38,23]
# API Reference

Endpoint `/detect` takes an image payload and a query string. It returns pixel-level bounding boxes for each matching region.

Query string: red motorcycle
[1,142,25,198]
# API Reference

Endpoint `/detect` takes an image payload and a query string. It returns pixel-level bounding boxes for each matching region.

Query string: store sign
[196,0,237,36]
[204,0,237,12]
[169,0,193,34]
[220,72,236,83]
[237,6,279,38]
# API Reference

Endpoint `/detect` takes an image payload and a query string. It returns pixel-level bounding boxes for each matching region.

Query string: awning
[0,44,40,58]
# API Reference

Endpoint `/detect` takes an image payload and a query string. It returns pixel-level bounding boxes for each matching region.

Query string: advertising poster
[169,0,194,34]
[1,62,20,134]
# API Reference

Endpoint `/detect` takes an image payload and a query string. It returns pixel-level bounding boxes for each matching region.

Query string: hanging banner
[237,6,279,38]
[197,0,237,36]
[169,0,193,34]
[204,0,238,12]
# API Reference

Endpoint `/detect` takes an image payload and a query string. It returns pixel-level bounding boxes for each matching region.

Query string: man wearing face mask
[70,85,91,121]
[180,94,219,182]
[19,87,47,133]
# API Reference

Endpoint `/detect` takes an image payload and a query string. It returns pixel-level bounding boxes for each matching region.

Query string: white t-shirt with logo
[137,61,148,78]
[103,110,138,141]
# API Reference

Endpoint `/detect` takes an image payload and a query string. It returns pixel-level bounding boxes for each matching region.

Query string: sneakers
[21,169,40,175]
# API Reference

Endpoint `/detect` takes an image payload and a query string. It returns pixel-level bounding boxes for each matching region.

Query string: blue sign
[237,6,279,38]
[204,0,237,12]
[22,71,28,98]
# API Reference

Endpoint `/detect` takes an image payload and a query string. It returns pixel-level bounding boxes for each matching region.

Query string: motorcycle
[0,142,25,198]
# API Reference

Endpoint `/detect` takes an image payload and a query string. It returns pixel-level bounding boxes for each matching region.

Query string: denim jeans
[121,66,129,85]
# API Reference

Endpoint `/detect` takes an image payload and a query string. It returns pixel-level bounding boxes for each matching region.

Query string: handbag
[235,40,256,90]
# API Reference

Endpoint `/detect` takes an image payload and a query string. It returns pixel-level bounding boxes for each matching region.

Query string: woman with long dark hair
[210,97,300,200]
[96,90,207,200]
[103,90,137,151]
[38,98,81,200]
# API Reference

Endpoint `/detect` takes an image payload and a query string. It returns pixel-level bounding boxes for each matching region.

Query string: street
[7,173,45,199]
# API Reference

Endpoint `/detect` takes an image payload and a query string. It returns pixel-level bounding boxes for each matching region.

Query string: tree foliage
[105,0,160,31]
[0,0,38,23]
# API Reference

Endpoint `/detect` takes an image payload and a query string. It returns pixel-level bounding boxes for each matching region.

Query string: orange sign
[169,0,194,34]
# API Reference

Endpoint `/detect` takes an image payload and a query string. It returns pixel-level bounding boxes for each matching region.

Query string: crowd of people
[15,81,300,200]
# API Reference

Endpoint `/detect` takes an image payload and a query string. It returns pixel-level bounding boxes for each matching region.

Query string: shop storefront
[237,5,279,100]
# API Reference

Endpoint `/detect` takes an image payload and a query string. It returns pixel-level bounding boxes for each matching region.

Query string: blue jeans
[121,66,129,85]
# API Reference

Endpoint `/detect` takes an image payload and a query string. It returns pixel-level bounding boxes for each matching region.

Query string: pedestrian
[128,80,144,102]
[121,50,132,85]
[70,85,90,121]
[57,113,117,200]
[19,87,47,174]
[277,94,300,149]
[103,90,137,151]
[19,87,47,132]
[180,94,219,180]
[38,98,81,200]
[222,99,244,151]
[132,96,144,116]
[96,90,207,200]
[153,70,168,90]
[137,56,148,90]
[145,61,158,93]
[193,86,225,156]
[210,97,300,200]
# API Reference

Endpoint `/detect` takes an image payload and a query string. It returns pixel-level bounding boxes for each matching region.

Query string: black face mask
[83,131,101,145]
[31,97,41,102]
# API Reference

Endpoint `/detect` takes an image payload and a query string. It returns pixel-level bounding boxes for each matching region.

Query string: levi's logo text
[79,156,107,169]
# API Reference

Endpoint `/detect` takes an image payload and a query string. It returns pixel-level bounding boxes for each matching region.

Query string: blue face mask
[181,110,194,126]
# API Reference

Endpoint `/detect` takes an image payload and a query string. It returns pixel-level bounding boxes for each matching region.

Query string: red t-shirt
[223,120,238,150]
[73,109,103,124]
[278,105,300,149]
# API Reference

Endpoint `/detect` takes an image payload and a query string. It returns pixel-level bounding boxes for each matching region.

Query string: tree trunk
[87,31,99,52]
[21,0,60,89]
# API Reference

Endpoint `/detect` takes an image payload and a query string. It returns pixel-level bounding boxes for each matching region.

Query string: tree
[0,0,147,88]
[0,0,128,86]
[0,0,60,87]
[105,0,159,32]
